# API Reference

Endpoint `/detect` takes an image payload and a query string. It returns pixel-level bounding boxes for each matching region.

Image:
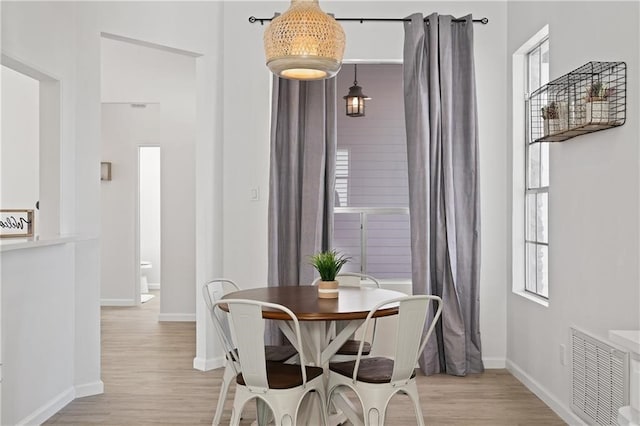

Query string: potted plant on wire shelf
[584,81,612,124]
[310,249,350,299]
[541,101,564,136]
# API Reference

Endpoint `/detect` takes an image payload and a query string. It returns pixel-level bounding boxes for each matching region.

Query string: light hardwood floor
[46,292,565,425]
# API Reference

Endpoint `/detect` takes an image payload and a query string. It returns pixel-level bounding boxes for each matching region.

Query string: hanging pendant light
[344,64,371,117]
[263,0,346,80]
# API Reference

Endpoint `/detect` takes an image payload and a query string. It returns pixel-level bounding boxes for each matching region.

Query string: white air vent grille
[571,328,629,426]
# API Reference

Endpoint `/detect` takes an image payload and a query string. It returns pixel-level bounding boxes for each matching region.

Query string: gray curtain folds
[403,13,483,376]
[267,76,336,290]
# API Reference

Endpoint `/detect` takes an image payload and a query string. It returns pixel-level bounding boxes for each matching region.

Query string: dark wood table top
[222,285,403,321]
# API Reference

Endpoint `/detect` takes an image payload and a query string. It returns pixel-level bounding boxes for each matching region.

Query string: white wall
[506,2,640,423]
[1,2,103,424]
[1,66,39,211]
[222,1,509,367]
[100,35,196,316]
[140,147,161,286]
[1,245,75,426]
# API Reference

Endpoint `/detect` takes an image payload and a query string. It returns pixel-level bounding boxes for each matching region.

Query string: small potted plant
[541,101,565,135]
[584,81,612,124]
[310,250,349,299]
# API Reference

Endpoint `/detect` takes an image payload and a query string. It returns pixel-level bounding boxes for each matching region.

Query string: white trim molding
[506,359,586,425]
[75,380,104,398]
[100,299,136,307]
[16,387,74,426]
[193,356,225,372]
[158,313,195,322]
[482,357,506,369]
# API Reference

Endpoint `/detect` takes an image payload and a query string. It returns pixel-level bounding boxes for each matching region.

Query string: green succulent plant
[585,81,612,102]
[310,250,350,281]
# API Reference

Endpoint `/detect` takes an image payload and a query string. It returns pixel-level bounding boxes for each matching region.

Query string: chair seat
[237,362,324,389]
[265,344,298,362]
[227,345,297,364]
[329,357,416,384]
[335,339,371,356]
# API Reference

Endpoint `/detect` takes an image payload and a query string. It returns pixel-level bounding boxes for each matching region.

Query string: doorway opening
[139,146,161,304]
[99,33,196,320]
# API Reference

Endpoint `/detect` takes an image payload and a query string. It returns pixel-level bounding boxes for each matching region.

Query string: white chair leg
[359,387,389,426]
[256,398,272,426]
[229,405,242,426]
[363,404,383,426]
[315,390,328,426]
[272,407,294,426]
[213,364,234,425]
[404,383,425,426]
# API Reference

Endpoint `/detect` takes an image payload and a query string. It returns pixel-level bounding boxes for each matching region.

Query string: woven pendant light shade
[264,0,346,80]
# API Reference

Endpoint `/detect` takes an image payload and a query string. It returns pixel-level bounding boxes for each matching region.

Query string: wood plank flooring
[46,292,565,425]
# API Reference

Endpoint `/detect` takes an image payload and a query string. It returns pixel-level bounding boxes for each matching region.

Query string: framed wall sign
[0,209,34,238]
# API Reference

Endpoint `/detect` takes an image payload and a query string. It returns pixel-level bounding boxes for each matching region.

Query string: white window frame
[525,38,549,299]
[511,25,550,307]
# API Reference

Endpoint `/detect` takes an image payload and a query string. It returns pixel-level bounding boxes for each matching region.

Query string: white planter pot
[585,100,610,124]
[317,280,339,299]
[543,118,566,136]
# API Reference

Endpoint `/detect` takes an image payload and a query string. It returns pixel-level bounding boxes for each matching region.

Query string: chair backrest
[351,295,443,384]
[337,272,380,288]
[212,299,308,393]
[202,279,240,308]
[311,272,380,288]
[312,273,382,343]
[202,279,241,366]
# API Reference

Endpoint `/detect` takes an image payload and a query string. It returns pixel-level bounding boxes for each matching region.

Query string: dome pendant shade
[264,0,346,80]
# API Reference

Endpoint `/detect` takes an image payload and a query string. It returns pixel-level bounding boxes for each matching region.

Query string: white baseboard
[158,313,195,322]
[148,283,160,290]
[101,299,135,306]
[17,386,75,426]
[75,380,104,398]
[506,359,585,425]
[193,356,225,371]
[482,357,506,369]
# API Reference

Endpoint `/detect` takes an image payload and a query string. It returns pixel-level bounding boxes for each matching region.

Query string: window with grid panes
[525,38,550,298]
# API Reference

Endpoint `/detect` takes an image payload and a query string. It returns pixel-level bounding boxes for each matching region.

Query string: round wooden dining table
[223,285,402,320]
[222,285,405,366]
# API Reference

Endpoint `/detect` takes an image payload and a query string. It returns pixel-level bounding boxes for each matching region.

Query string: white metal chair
[327,295,443,426]
[213,299,327,426]
[312,272,381,357]
[202,280,297,426]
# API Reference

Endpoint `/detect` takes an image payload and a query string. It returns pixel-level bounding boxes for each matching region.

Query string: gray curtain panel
[403,13,483,376]
[267,76,337,289]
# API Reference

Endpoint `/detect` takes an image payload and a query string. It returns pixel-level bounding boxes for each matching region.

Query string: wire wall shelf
[529,61,626,143]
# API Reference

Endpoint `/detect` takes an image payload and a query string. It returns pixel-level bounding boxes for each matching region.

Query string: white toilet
[140,261,152,294]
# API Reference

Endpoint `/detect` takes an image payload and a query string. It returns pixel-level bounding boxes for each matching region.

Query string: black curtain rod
[249,16,489,25]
